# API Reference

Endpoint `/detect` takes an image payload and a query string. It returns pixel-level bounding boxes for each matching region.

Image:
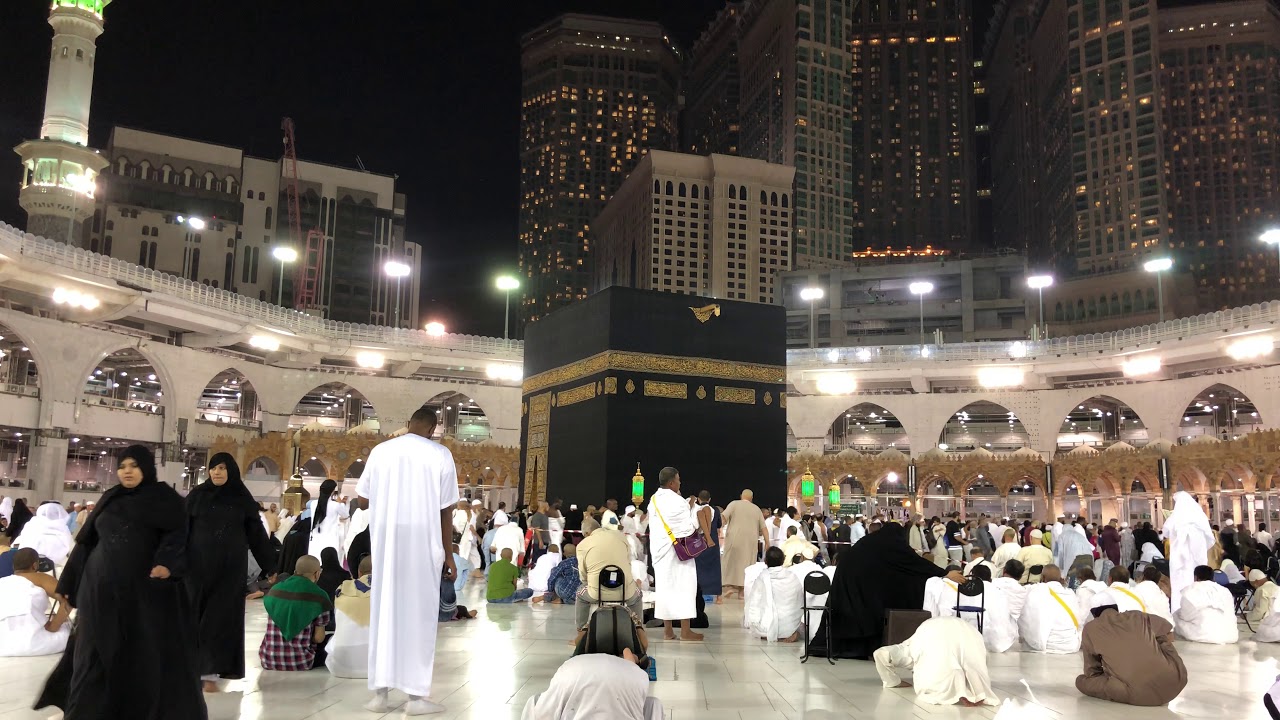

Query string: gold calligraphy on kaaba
[521,350,784,395]
[714,386,756,404]
[689,303,721,323]
[643,380,688,399]
[556,382,597,407]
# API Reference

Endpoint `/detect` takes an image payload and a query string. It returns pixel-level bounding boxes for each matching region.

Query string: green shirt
[486,559,520,600]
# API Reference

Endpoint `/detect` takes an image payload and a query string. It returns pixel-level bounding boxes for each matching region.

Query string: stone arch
[0,322,41,392]
[194,367,263,426]
[343,459,366,479]
[245,455,281,478]
[937,399,1030,452]
[828,401,907,452]
[1177,382,1262,442]
[423,391,491,443]
[957,471,999,495]
[80,346,170,416]
[1044,388,1162,452]
[1056,394,1150,451]
[299,456,329,479]
[287,381,377,430]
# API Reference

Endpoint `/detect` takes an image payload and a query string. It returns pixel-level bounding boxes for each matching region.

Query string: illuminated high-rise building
[738,0,855,267]
[849,0,975,253]
[684,3,744,156]
[14,0,111,247]
[1159,0,1280,309]
[518,14,681,327]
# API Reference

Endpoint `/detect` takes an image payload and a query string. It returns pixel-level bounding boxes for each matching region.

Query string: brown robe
[720,499,766,586]
[1076,610,1188,706]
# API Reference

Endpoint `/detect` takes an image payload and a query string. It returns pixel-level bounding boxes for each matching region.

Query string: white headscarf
[13,502,74,565]
[1165,491,1215,547]
[1139,542,1164,563]
[1220,559,1247,584]
[0,497,11,523]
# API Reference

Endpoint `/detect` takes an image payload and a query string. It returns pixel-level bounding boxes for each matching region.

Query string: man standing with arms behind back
[358,407,458,716]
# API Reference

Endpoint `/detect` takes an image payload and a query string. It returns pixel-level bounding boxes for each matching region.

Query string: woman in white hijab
[12,502,74,565]
[1134,542,1164,575]
[1162,491,1215,613]
[1218,559,1247,585]
[0,496,12,525]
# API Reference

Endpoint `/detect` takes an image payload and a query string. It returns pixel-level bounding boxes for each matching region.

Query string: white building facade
[593,150,795,303]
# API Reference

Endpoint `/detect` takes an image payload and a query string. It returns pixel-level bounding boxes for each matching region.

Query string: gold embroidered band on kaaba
[522,350,785,396]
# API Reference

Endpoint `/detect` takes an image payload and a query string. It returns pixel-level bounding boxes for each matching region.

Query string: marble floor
[1,584,1277,720]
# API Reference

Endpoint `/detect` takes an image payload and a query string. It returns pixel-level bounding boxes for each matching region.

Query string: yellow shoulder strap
[1114,586,1147,613]
[1048,589,1079,629]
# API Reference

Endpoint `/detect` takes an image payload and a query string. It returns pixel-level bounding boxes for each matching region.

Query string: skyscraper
[1159,0,1280,309]
[849,0,975,253]
[684,2,744,156]
[1069,0,1172,275]
[14,0,111,246]
[518,14,681,327]
[738,0,855,267]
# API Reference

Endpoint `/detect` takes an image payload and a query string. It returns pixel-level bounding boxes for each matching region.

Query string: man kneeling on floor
[873,616,998,707]
[1076,590,1188,706]
[488,548,534,604]
[745,546,804,642]
[260,555,332,671]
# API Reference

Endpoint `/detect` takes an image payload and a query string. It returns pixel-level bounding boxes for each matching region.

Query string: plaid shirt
[259,612,330,671]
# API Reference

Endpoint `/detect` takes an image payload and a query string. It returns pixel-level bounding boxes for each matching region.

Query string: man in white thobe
[1073,568,1110,626]
[1258,523,1274,551]
[780,526,819,566]
[990,529,1022,576]
[1162,491,1215,613]
[1019,566,1083,653]
[963,565,1018,653]
[923,573,962,618]
[357,408,458,716]
[745,547,805,642]
[600,499,621,532]
[849,516,867,545]
[620,505,644,560]
[1174,565,1238,644]
[647,467,701,641]
[492,502,510,528]
[491,521,526,570]
[0,548,69,657]
[873,617,999,707]
[1106,567,1148,614]
[1133,567,1176,629]
[521,650,660,720]
[993,559,1029,626]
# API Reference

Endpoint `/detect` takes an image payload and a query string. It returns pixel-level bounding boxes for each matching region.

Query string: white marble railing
[0,221,522,358]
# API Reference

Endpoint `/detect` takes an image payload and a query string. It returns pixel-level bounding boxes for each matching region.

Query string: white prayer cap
[493,516,508,526]
[855,514,864,518]
[1030,529,1043,539]
[1090,590,1118,610]
[471,499,482,506]
[1225,519,1235,527]
[1120,522,1129,528]
[1250,569,1268,582]
[624,505,636,514]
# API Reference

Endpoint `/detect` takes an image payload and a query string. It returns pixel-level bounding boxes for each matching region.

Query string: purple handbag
[653,502,708,560]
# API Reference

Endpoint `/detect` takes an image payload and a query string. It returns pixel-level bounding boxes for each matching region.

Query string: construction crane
[281,117,325,314]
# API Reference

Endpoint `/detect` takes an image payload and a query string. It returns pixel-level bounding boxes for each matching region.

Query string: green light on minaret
[52,0,110,16]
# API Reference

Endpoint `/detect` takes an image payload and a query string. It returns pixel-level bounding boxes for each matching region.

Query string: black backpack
[572,564,649,668]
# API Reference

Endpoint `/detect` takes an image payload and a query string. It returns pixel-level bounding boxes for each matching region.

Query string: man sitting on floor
[1249,569,1279,628]
[873,616,999,707]
[1134,566,1176,629]
[745,547,804,642]
[326,556,372,679]
[963,548,996,578]
[487,548,534,604]
[1174,565,1238,644]
[1073,567,1110,625]
[965,565,1018,653]
[1018,530,1054,582]
[1019,565,1083,654]
[922,566,964,618]
[1076,590,1188,706]
[1106,566,1147,614]
[575,528,644,629]
[993,559,1029,626]
[260,555,332,671]
[780,526,819,566]
[0,548,69,657]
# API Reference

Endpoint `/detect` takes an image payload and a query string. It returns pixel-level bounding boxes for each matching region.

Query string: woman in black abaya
[810,520,962,659]
[5,498,33,541]
[186,452,277,692]
[36,445,206,719]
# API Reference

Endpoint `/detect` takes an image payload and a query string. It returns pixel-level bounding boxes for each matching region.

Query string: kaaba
[519,286,787,511]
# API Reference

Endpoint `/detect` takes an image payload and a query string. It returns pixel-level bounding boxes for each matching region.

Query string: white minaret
[13,0,111,247]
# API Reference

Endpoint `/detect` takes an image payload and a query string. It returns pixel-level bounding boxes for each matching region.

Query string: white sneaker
[402,699,446,716]
[364,692,391,713]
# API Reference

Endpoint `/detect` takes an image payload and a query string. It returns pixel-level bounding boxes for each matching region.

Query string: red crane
[281,117,325,313]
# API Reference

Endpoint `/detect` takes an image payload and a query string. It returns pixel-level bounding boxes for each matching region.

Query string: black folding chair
[1232,583,1255,630]
[954,577,986,633]
[800,571,834,664]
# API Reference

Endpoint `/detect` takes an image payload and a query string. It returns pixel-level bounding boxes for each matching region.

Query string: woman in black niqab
[185,452,276,690]
[809,520,951,660]
[5,498,33,540]
[36,444,207,719]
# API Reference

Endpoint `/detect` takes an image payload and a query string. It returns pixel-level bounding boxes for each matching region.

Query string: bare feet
[531,596,544,604]
[894,681,912,689]
[715,595,724,605]
[663,632,677,641]
[680,630,704,641]
[466,610,478,618]
[778,631,799,643]
[245,591,264,600]
[957,698,983,707]
[202,680,219,693]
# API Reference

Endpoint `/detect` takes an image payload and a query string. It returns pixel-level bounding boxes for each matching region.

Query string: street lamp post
[384,260,412,328]
[496,275,519,340]
[1143,257,1173,323]
[1027,274,1054,340]
[799,286,824,348]
[909,281,934,351]
[271,246,297,306]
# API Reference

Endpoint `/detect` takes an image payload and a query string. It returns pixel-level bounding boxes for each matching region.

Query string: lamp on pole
[1142,257,1173,323]
[496,275,519,340]
[271,246,297,306]
[799,286,824,348]
[1027,274,1054,339]
[384,260,412,328]
[909,281,934,350]
[1261,229,1280,284]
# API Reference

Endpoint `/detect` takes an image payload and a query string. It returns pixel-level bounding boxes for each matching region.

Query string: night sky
[0,0,993,336]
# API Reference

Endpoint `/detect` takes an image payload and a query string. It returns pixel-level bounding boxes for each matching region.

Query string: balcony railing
[0,222,521,359]
[789,300,1280,366]
[0,383,39,398]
